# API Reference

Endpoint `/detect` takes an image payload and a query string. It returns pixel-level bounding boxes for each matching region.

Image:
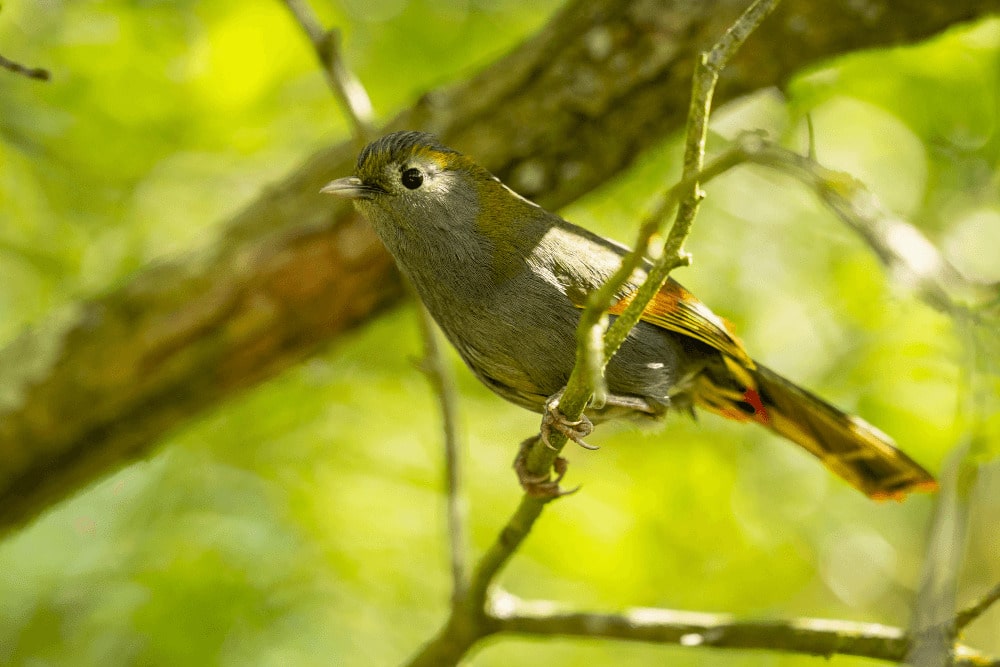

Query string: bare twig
[488,593,999,666]
[667,0,782,239]
[280,0,374,142]
[741,141,999,316]
[905,443,972,666]
[0,52,49,80]
[415,302,468,605]
[405,585,1000,667]
[405,496,547,667]
[906,316,997,663]
[955,581,1000,634]
[598,0,781,373]
[805,113,817,161]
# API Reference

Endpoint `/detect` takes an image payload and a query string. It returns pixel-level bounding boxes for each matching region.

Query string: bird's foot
[513,437,578,499]
[541,390,596,450]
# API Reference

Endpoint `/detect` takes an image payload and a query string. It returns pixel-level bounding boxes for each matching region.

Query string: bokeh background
[1,0,999,664]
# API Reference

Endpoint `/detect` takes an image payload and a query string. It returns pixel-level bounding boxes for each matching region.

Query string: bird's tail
[692,357,938,500]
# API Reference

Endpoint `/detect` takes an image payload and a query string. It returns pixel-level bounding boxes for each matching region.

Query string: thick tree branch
[2,0,999,535]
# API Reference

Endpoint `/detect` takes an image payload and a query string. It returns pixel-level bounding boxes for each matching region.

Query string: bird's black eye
[401,167,423,190]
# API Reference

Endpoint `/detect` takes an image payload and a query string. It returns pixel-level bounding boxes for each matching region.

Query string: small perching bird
[323,131,937,501]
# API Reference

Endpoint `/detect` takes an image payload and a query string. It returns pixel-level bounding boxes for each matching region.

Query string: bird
[322,130,937,501]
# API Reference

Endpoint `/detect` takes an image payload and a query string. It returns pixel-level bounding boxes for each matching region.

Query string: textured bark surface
[2,0,998,534]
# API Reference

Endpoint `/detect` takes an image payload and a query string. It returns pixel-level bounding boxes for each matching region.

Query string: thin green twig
[524,0,782,479]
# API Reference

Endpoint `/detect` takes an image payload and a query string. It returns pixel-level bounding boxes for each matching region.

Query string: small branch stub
[0,52,50,80]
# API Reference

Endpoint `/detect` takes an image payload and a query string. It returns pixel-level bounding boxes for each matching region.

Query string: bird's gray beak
[320,177,376,200]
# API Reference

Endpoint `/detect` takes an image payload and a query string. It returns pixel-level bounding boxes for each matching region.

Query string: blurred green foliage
[1,1,999,665]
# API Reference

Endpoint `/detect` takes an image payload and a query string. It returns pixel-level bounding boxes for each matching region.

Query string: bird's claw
[513,437,579,499]
[541,393,597,450]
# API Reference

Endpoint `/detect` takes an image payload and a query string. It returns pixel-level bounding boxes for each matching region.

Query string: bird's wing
[545,220,752,367]
[608,278,755,368]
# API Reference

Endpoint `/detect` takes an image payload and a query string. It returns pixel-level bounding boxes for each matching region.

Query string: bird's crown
[357,131,459,173]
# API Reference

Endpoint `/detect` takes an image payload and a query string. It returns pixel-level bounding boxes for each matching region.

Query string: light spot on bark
[585,25,613,62]
[0,303,85,412]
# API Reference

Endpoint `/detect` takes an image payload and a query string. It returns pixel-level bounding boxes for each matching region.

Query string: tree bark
[1,0,997,535]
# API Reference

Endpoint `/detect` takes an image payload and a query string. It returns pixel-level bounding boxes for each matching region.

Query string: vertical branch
[416,303,468,604]
[906,447,972,665]
[906,315,986,666]
[601,0,780,362]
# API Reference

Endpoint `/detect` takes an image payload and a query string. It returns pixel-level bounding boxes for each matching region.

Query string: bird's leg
[541,388,597,450]
[513,436,576,498]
